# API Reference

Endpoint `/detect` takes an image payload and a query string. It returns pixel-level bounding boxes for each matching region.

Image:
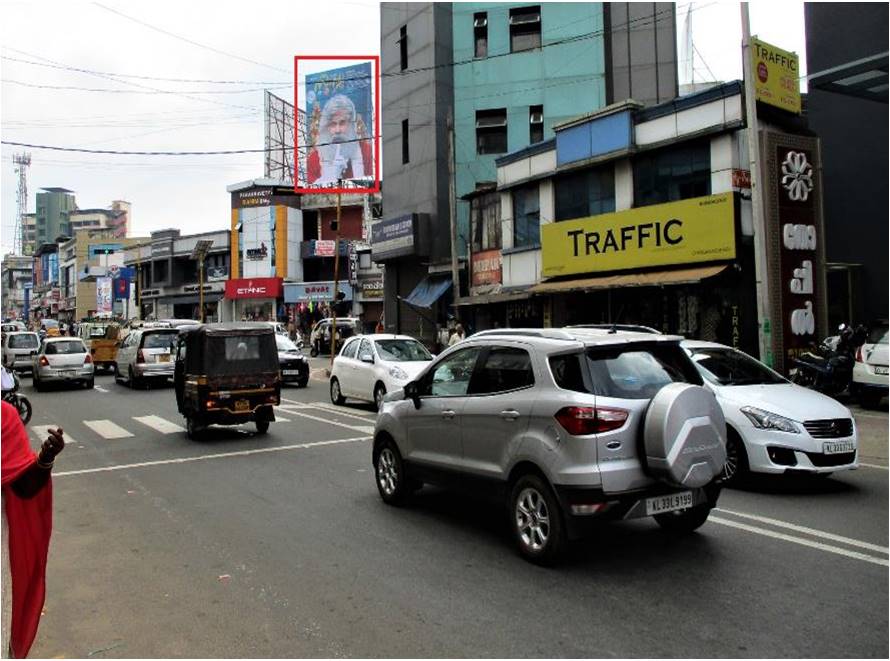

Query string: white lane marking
[94,385,109,393]
[859,462,888,470]
[715,508,889,554]
[83,419,134,439]
[710,516,889,568]
[280,401,376,422]
[31,425,79,447]
[53,436,369,477]
[133,415,185,435]
[274,417,291,423]
[280,397,375,418]
[281,409,376,434]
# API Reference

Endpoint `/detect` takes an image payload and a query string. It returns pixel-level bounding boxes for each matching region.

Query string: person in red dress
[307,94,373,185]
[2,402,64,658]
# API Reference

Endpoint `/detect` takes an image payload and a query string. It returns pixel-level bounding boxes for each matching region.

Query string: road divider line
[94,385,109,393]
[710,516,889,568]
[83,419,134,439]
[281,409,376,434]
[715,508,889,554]
[274,416,291,423]
[53,436,369,477]
[133,415,185,435]
[858,462,888,470]
[309,401,377,418]
[280,404,375,423]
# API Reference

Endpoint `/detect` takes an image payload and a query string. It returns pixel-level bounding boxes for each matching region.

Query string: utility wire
[1,79,289,95]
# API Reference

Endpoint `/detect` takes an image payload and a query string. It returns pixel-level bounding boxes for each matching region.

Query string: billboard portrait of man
[306,63,374,186]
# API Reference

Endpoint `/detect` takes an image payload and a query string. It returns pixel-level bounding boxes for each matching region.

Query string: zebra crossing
[28,403,374,443]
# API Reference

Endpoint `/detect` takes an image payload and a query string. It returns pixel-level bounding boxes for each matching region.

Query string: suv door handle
[500,410,520,421]
[441,409,456,419]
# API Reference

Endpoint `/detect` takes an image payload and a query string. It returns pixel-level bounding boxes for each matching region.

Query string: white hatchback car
[852,331,888,409]
[683,340,858,483]
[330,334,434,409]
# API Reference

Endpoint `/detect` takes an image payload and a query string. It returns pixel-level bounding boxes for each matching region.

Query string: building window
[401,119,410,164]
[474,12,488,58]
[359,252,372,269]
[399,25,408,71]
[471,192,501,252]
[512,184,540,248]
[529,105,544,144]
[510,6,541,53]
[555,166,616,221]
[476,109,508,155]
[633,140,711,207]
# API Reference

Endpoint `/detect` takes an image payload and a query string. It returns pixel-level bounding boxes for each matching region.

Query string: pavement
[15,366,889,658]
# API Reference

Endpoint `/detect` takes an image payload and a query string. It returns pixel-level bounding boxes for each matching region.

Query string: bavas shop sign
[541,193,736,278]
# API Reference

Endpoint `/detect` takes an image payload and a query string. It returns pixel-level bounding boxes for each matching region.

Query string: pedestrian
[2,402,65,658]
[448,323,465,347]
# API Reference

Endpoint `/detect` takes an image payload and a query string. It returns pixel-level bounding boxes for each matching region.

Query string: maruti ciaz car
[32,337,95,390]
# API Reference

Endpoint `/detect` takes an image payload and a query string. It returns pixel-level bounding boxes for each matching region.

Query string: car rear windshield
[375,339,432,362]
[550,343,701,398]
[9,334,38,349]
[45,340,85,355]
[688,347,786,386]
[205,334,278,375]
[141,331,178,350]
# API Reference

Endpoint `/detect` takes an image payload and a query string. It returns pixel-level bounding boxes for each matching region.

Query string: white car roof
[681,339,731,350]
[355,334,421,342]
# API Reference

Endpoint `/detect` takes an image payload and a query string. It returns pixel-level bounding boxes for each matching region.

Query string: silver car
[32,337,94,391]
[114,327,179,388]
[2,332,40,373]
[372,328,728,565]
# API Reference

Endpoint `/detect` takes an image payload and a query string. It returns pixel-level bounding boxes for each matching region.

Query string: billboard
[751,37,801,114]
[96,277,112,315]
[541,193,736,278]
[295,56,380,195]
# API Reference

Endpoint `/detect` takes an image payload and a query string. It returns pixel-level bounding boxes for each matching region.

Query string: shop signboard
[751,37,801,115]
[348,243,358,285]
[224,277,282,299]
[370,214,415,261]
[732,169,751,189]
[284,281,354,303]
[471,249,503,286]
[359,279,384,300]
[315,240,336,257]
[541,192,736,278]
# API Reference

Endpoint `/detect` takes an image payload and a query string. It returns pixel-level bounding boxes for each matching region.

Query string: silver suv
[372,328,727,565]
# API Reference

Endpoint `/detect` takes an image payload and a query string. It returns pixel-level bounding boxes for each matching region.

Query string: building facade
[35,187,76,247]
[1,255,34,321]
[378,1,677,348]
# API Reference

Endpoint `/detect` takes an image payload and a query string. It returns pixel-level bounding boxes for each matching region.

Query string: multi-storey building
[35,187,76,247]
[1,254,34,321]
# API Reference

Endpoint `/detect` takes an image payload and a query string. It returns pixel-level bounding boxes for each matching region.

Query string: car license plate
[158,354,170,363]
[645,491,693,516]
[282,370,299,375]
[60,370,77,378]
[823,441,855,454]
[874,366,888,375]
[234,399,250,412]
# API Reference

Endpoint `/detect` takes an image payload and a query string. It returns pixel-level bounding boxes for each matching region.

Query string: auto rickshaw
[84,323,122,372]
[173,323,281,439]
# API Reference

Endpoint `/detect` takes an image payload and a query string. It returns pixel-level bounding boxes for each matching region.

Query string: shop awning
[161,293,223,305]
[403,275,452,309]
[530,264,728,295]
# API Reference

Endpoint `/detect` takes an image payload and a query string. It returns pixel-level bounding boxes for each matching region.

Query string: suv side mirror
[404,381,421,409]
[359,353,374,364]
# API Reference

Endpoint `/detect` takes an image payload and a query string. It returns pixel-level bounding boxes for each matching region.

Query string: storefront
[223,277,283,321]
[283,281,354,334]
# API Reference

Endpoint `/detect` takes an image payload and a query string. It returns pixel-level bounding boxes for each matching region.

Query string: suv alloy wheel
[510,474,566,566]
[374,439,409,505]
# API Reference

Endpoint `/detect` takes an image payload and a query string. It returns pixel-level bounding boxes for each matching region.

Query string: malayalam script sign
[541,193,736,278]
[751,37,801,114]
[371,214,415,261]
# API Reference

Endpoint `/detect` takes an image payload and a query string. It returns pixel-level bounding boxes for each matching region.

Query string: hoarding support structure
[741,3,773,366]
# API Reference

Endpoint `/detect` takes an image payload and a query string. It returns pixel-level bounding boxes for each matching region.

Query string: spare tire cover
[643,383,727,489]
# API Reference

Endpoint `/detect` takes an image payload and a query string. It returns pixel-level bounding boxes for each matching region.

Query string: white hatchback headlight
[740,406,800,434]
[388,365,408,380]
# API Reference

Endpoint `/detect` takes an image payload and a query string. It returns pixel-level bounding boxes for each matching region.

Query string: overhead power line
[1,79,289,95]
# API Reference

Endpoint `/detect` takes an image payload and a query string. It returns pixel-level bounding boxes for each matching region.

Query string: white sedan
[851,330,888,409]
[330,334,434,409]
[683,340,858,484]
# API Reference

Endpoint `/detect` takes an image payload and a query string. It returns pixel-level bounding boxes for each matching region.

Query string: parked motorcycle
[789,324,868,396]
[1,367,32,425]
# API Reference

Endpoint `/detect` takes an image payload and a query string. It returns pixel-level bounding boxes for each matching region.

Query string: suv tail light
[855,346,863,362]
[136,350,145,364]
[84,354,92,364]
[555,406,629,436]
[39,355,49,367]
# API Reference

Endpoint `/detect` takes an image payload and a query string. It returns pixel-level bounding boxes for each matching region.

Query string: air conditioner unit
[529,111,544,124]
[509,11,540,26]
[474,17,488,28]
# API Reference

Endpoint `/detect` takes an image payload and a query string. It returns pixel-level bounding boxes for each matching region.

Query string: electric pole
[330,181,343,371]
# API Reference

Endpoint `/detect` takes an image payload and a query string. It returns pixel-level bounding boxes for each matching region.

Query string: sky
[0,0,806,255]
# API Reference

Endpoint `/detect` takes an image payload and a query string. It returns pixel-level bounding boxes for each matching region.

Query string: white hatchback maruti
[683,340,858,483]
[330,334,434,409]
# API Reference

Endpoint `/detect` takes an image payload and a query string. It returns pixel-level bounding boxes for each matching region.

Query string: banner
[305,62,374,186]
[112,276,130,301]
[751,37,801,114]
[96,277,112,314]
[541,193,736,278]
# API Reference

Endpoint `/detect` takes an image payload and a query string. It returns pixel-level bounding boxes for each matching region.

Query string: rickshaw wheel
[255,420,270,434]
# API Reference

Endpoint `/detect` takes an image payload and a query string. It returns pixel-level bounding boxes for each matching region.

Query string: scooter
[1,368,32,425]
[789,324,868,396]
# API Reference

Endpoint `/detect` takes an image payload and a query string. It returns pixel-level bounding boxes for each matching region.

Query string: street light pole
[330,181,342,372]
[199,255,205,323]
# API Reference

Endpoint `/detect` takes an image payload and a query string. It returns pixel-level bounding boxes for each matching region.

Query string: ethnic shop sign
[541,192,736,278]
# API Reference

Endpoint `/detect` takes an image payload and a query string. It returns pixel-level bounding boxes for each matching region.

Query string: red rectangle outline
[294,55,381,195]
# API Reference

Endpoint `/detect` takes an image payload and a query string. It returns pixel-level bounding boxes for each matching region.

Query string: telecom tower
[13,152,31,255]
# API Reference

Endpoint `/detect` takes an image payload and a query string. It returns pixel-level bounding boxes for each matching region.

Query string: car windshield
[142,332,178,349]
[90,327,107,338]
[276,335,300,352]
[9,334,38,349]
[45,340,85,355]
[375,339,432,362]
[688,347,787,386]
